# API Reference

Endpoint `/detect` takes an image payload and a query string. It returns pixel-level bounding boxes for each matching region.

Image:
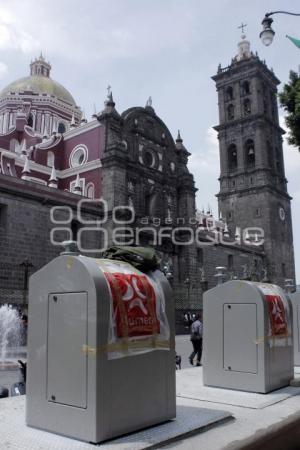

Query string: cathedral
[0,35,296,326]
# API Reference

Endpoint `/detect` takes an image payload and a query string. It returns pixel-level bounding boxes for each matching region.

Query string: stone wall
[0,175,102,306]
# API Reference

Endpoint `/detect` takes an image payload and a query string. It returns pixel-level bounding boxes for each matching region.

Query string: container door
[223,303,258,374]
[47,292,88,408]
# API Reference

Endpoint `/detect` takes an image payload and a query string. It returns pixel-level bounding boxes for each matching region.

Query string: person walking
[189,313,203,366]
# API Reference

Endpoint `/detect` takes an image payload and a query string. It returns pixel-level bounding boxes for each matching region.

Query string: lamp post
[19,259,34,306]
[260,11,300,46]
[162,264,173,281]
[184,277,191,304]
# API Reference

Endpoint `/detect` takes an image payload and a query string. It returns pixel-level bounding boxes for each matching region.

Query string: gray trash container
[203,280,294,393]
[26,254,176,443]
[290,292,300,366]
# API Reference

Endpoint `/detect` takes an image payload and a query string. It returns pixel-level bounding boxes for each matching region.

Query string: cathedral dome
[0,54,76,106]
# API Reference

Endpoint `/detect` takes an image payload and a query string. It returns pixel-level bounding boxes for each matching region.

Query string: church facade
[0,38,296,323]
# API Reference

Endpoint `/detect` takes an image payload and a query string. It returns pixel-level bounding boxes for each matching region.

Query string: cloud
[189,127,220,214]
[189,127,219,173]
[0,7,39,53]
[0,1,199,63]
[0,62,8,79]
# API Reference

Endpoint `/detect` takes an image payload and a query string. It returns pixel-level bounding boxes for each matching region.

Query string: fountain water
[0,304,21,370]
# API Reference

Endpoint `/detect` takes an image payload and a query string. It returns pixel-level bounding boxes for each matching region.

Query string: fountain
[0,304,22,370]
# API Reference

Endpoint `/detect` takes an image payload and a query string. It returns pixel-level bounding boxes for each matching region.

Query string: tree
[279,70,300,151]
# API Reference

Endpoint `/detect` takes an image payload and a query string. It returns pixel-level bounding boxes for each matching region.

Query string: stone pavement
[1,339,300,449]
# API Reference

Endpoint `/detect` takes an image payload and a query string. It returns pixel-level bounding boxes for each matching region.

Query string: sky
[0,0,299,282]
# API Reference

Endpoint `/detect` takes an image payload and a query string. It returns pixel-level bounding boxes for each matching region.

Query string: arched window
[27,114,34,128]
[267,141,273,169]
[263,98,268,114]
[85,182,95,199]
[227,104,235,120]
[145,193,152,216]
[47,151,55,167]
[58,122,66,134]
[245,139,255,167]
[226,86,234,101]
[243,99,251,115]
[145,191,159,216]
[275,147,283,174]
[241,80,250,95]
[228,144,238,170]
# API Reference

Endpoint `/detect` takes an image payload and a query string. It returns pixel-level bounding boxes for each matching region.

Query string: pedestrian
[189,313,203,366]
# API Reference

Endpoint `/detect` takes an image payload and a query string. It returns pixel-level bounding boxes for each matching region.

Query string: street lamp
[184,277,191,303]
[260,11,300,46]
[19,259,34,306]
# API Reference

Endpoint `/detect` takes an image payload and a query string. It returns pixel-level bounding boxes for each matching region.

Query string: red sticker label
[266,294,288,337]
[104,272,160,338]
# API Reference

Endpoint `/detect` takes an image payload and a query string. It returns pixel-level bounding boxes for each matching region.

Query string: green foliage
[279,70,300,151]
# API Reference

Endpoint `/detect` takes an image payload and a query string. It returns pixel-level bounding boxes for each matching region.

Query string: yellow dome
[0,75,76,106]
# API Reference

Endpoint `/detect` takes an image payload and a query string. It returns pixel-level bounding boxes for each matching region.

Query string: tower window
[58,122,66,134]
[228,144,238,170]
[263,98,268,114]
[241,80,250,95]
[228,254,233,270]
[267,141,273,169]
[243,98,251,115]
[281,263,286,277]
[275,147,282,174]
[227,104,235,120]
[245,139,255,167]
[226,86,234,101]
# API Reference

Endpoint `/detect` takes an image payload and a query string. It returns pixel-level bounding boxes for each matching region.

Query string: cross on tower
[238,22,247,34]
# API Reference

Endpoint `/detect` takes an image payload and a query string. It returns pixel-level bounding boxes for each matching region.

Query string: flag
[286,35,300,49]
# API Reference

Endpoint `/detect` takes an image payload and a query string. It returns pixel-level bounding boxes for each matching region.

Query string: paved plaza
[1,336,300,449]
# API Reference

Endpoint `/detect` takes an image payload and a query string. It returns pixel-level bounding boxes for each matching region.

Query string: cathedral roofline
[121,106,176,146]
[212,56,280,85]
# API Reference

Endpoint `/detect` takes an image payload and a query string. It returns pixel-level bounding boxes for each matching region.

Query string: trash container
[203,280,294,393]
[290,292,300,366]
[26,253,176,443]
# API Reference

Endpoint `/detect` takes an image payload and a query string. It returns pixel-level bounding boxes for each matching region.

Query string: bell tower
[212,33,295,286]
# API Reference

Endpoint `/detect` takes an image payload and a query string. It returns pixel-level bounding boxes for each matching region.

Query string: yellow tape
[82,339,170,355]
[66,257,74,269]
